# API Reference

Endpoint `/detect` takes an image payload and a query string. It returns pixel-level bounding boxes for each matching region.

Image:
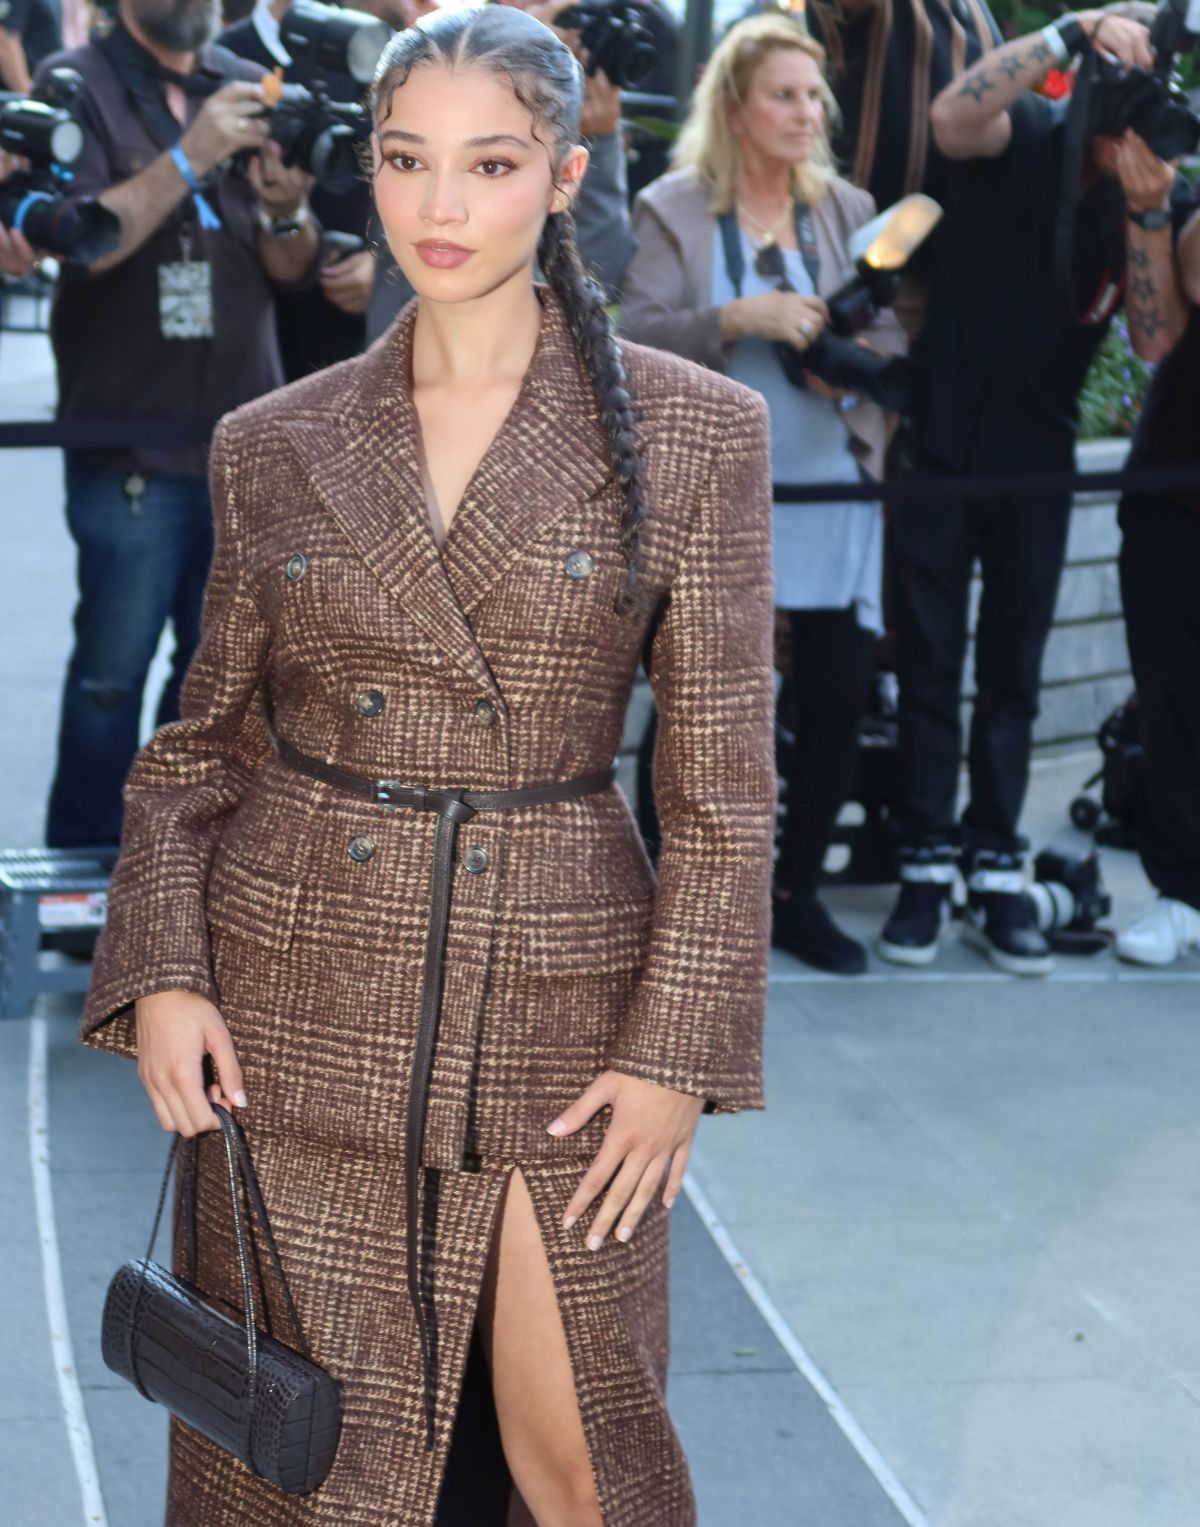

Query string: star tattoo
[1131,274,1155,302]
[1000,55,1024,79]
[1132,304,1164,338]
[1030,40,1052,64]
[1130,245,1152,269]
[958,71,995,104]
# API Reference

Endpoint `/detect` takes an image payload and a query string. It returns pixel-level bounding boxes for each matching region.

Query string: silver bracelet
[1040,24,1071,66]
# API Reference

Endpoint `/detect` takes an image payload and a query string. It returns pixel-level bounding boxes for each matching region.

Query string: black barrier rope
[1,417,1199,503]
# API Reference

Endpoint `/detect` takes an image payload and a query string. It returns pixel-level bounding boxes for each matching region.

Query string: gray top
[711,224,883,635]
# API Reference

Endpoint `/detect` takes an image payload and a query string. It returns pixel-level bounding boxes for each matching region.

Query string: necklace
[736,193,794,248]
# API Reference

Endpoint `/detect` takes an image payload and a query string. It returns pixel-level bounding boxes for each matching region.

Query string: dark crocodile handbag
[100,1104,344,1495]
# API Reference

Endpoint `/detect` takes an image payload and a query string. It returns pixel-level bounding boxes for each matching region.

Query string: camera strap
[718,201,820,297]
[1052,50,1125,326]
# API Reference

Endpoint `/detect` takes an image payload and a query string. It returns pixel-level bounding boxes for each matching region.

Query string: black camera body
[260,83,370,194]
[1086,0,1200,158]
[0,68,120,263]
[786,261,914,412]
[554,1,658,89]
[1087,58,1200,158]
[1027,849,1113,954]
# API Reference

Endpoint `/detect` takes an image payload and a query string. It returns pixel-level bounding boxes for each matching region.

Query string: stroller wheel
[1070,796,1102,832]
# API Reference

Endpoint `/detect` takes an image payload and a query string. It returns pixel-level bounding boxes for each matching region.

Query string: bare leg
[476,1167,604,1527]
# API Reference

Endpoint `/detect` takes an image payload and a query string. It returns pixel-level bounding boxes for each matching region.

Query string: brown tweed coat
[80,283,777,1525]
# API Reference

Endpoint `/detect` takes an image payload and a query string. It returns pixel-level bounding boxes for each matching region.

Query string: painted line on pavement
[683,1170,931,1527]
[769,968,1200,984]
[28,1014,108,1527]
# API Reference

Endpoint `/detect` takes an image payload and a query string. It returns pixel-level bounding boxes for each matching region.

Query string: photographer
[219,0,378,377]
[1114,180,1200,965]
[878,5,1188,975]
[38,0,322,849]
[621,13,907,974]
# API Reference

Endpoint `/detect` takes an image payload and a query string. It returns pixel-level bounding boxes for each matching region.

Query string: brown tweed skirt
[164,1126,697,1526]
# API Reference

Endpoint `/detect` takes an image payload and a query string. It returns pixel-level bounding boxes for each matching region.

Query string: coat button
[472,698,497,726]
[348,836,375,863]
[285,553,309,582]
[463,846,489,874]
[355,690,385,717]
[564,549,594,579]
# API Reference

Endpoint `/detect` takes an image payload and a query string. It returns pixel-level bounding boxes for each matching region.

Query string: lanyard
[717,201,821,297]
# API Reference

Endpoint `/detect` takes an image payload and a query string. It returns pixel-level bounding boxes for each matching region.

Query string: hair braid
[538,210,650,620]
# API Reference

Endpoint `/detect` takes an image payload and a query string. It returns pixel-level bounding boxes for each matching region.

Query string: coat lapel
[282,286,613,697]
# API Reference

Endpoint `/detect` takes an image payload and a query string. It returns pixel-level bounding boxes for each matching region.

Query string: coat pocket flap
[520,898,655,977]
[205,848,302,951]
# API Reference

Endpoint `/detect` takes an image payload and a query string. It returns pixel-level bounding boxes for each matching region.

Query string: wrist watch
[1042,16,1086,63]
[258,203,310,238]
[1128,206,1172,231]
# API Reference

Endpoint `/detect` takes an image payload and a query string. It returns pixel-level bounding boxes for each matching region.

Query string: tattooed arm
[930,11,1154,162]
[1113,131,1187,360]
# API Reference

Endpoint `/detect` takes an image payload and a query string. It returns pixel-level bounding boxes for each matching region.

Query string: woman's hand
[135,990,247,1137]
[721,290,829,351]
[319,246,374,314]
[547,1070,705,1248]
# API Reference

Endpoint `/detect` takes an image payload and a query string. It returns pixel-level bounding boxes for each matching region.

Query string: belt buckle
[375,779,409,808]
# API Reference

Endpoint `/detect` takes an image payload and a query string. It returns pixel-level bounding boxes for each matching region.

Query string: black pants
[774,606,877,898]
[889,481,1072,853]
[1118,494,1200,912]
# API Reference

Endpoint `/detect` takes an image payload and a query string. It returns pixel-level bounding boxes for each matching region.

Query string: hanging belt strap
[271,733,617,1450]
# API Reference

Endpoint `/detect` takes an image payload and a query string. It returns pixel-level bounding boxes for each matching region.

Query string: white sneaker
[1115,898,1200,966]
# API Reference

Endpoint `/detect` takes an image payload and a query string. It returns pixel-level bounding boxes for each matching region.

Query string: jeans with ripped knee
[45,452,214,848]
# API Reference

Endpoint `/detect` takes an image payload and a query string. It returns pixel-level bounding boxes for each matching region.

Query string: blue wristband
[169,144,222,231]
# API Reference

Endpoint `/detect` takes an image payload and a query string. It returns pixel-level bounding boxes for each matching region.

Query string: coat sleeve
[618,197,728,372]
[603,386,777,1114]
[79,415,274,1058]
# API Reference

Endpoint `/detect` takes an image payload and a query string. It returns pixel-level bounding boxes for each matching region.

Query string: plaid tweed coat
[79,284,777,1526]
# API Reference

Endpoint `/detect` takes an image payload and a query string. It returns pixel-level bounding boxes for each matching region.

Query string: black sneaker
[771,894,868,975]
[961,850,1053,976]
[878,880,952,966]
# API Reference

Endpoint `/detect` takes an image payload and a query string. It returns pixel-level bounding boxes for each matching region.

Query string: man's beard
[131,0,220,53]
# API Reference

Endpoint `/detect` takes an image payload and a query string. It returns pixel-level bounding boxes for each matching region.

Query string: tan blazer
[619,167,908,482]
[75,285,777,1523]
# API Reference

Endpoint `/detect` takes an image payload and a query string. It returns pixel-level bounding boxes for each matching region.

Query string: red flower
[1040,67,1075,100]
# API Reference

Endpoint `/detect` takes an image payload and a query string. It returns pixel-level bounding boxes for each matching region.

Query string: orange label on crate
[38,892,108,930]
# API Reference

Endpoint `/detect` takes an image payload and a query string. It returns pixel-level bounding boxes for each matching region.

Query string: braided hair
[369,4,650,619]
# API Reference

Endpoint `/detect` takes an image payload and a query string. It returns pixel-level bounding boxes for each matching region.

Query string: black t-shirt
[913,94,1128,475]
[1125,184,1200,511]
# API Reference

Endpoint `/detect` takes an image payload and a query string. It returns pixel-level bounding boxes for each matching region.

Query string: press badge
[158,259,214,339]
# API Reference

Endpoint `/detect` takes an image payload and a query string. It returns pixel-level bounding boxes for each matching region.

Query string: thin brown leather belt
[272,732,617,1451]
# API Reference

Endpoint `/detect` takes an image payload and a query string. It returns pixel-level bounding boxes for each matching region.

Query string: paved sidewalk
[5,326,1199,1527]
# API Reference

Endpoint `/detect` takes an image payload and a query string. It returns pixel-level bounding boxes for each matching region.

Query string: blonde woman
[621,13,906,975]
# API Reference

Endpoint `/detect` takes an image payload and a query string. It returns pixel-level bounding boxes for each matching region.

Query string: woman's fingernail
[562,1214,577,1229]
[664,1193,677,1208]
[233,1090,248,1108]
[617,1226,632,1242]
[546,1118,567,1136]
[586,1234,603,1251]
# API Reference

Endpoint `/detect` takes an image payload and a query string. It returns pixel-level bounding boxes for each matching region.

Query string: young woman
[621,13,907,976]
[79,7,777,1524]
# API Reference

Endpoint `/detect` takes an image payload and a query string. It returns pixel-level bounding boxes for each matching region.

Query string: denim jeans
[45,452,214,848]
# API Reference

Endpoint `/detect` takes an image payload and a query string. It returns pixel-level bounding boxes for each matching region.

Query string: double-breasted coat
[80,283,778,1525]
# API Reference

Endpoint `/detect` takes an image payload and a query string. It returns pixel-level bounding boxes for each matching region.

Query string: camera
[0,68,120,263]
[554,1,659,89]
[778,194,942,412]
[260,82,372,194]
[1086,0,1200,159]
[248,4,389,193]
[1088,59,1200,157]
[1026,849,1113,954]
